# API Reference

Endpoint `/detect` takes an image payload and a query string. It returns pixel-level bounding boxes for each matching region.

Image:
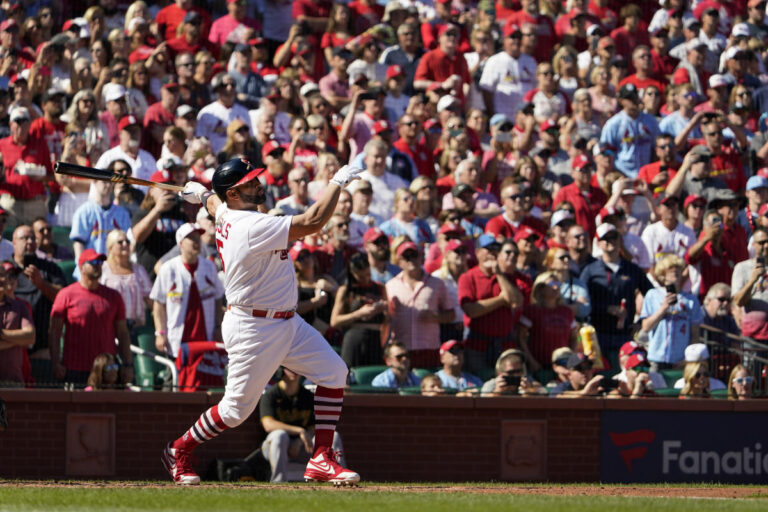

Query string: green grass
[0,484,766,512]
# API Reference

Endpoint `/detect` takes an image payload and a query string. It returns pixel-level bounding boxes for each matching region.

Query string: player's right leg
[162,313,292,485]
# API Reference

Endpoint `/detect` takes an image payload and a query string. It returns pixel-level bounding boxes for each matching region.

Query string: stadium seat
[347,384,397,394]
[135,327,165,390]
[412,368,434,379]
[711,388,730,399]
[659,369,683,388]
[52,226,73,251]
[654,388,681,397]
[56,260,76,285]
[350,365,388,385]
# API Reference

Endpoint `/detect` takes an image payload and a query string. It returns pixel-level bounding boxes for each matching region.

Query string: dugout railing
[700,324,768,395]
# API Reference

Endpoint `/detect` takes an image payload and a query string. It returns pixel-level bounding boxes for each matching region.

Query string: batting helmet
[212,158,266,199]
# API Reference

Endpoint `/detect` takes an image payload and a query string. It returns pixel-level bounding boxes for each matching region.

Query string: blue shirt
[370,262,401,285]
[658,111,702,140]
[380,218,435,245]
[435,369,483,391]
[371,368,421,389]
[70,201,131,279]
[600,110,660,178]
[560,276,591,322]
[641,287,704,364]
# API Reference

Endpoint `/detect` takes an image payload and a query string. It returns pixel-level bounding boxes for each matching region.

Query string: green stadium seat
[412,368,434,379]
[659,369,683,388]
[350,365,388,385]
[474,367,496,383]
[347,384,397,394]
[135,328,165,390]
[654,387,681,397]
[711,388,730,399]
[52,226,73,251]
[398,386,422,395]
[56,260,76,285]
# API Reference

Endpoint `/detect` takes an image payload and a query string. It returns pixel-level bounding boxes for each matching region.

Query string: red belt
[228,305,295,319]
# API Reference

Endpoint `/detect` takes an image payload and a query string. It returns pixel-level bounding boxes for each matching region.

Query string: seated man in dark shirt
[259,367,346,482]
[0,263,35,386]
[550,352,605,397]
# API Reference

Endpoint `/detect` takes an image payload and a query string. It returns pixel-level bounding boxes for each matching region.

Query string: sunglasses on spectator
[105,364,119,371]
[506,193,530,201]
[733,377,754,385]
[402,251,419,261]
[401,120,418,127]
[335,221,349,229]
[116,239,130,245]
[557,254,571,261]
[452,247,468,256]
[695,371,710,378]
[554,357,570,367]
[373,238,389,247]
[85,259,103,267]
[716,296,730,302]
[393,353,409,360]
[574,363,592,373]
[657,143,675,150]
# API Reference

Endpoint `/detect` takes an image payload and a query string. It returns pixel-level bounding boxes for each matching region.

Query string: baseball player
[163,158,362,485]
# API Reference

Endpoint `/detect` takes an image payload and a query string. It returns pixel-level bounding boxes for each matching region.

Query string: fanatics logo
[609,429,656,472]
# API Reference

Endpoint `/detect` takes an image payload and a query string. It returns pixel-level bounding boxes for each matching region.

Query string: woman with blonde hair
[85,353,121,391]
[126,61,152,116]
[309,152,339,200]
[107,28,131,61]
[83,6,107,45]
[518,270,579,374]
[680,361,711,398]
[217,119,260,164]
[410,176,440,235]
[553,46,580,99]
[588,65,617,119]
[100,229,153,342]
[124,2,151,33]
[62,89,109,164]
[727,364,755,400]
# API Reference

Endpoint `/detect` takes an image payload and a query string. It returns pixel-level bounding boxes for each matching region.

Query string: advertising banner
[601,411,768,483]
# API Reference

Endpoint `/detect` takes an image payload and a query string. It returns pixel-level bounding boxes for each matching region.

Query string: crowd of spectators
[0,0,766,401]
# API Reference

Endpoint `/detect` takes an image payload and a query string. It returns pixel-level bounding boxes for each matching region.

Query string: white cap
[708,73,729,88]
[437,95,459,113]
[176,104,194,118]
[611,179,638,196]
[731,23,750,38]
[596,223,617,240]
[175,222,204,246]
[157,154,184,171]
[73,17,90,39]
[587,25,601,37]
[684,343,710,362]
[299,82,320,97]
[127,17,147,33]
[104,83,127,103]
[9,106,30,122]
[685,38,706,52]
[550,209,573,228]
[725,45,744,61]
[196,206,210,222]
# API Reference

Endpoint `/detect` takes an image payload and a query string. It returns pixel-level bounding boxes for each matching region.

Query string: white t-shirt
[640,221,696,266]
[214,203,296,310]
[196,101,251,154]
[479,50,537,118]
[94,145,157,192]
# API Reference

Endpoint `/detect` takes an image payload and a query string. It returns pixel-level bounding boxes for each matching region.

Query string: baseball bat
[54,162,184,192]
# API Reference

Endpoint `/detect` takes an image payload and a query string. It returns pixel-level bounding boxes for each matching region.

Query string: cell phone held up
[666,284,677,305]
[503,374,521,387]
[22,254,34,269]
[757,257,766,266]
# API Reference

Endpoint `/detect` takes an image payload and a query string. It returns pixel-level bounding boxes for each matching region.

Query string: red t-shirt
[552,183,606,238]
[619,74,665,96]
[637,161,678,192]
[588,1,618,30]
[293,0,333,20]
[29,117,65,165]
[650,50,678,82]
[495,0,521,22]
[51,283,126,372]
[320,32,352,50]
[156,4,212,42]
[689,140,746,193]
[181,262,207,343]
[393,138,435,179]
[505,12,558,61]
[348,0,384,32]
[484,214,549,248]
[685,238,737,298]
[414,47,471,102]
[457,266,521,349]
[610,26,650,61]
[167,36,219,60]
[0,135,53,199]
[519,304,575,366]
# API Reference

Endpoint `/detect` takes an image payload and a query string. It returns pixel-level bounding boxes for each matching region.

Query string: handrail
[699,323,768,353]
[130,345,178,390]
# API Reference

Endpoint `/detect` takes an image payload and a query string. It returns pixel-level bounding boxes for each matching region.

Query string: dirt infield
[1,481,765,499]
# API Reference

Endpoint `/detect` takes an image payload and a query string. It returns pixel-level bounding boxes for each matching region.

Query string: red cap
[683,194,707,209]
[371,120,392,135]
[386,64,405,80]
[619,340,644,357]
[438,222,465,236]
[1,261,20,275]
[757,167,768,179]
[513,225,539,243]
[0,19,18,32]
[439,340,461,356]
[150,170,173,184]
[540,119,557,132]
[248,36,266,46]
[162,82,180,91]
[363,227,387,244]
[261,140,285,159]
[437,23,459,38]
[118,115,139,131]
[129,46,154,64]
[288,241,313,262]
[78,248,106,268]
[625,352,647,370]
[436,0,452,4]
[396,241,419,258]
[504,21,521,37]
[759,204,768,217]
[424,118,440,131]
[444,239,465,253]
[571,154,592,172]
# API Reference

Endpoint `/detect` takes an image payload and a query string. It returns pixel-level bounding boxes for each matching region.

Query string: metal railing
[699,324,768,395]
[130,345,178,390]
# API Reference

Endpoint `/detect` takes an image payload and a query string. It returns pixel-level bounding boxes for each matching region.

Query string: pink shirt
[208,14,261,46]
[385,270,454,351]
[349,113,375,160]
[100,261,153,323]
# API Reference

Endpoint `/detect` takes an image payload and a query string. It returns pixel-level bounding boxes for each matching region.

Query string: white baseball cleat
[162,442,201,485]
[304,448,360,486]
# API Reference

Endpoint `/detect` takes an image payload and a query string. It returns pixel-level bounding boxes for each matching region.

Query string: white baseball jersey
[214,203,296,310]
[478,51,537,119]
[150,255,225,356]
[196,101,251,154]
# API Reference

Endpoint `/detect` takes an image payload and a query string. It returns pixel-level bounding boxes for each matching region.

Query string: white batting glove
[180,182,210,204]
[330,165,364,188]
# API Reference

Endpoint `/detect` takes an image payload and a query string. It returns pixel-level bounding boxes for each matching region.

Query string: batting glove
[330,165,364,188]
[180,182,211,204]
